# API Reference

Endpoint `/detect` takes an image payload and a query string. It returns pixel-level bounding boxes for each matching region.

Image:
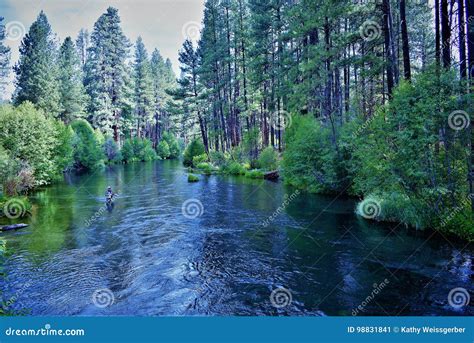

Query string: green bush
[183,139,206,167]
[245,170,265,179]
[222,161,246,175]
[188,174,199,182]
[103,137,121,163]
[257,146,279,171]
[0,102,66,185]
[209,151,227,167]
[121,138,157,163]
[282,115,340,193]
[71,119,104,171]
[193,154,208,166]
[52,122,74,175]
[161,132,180,159]
[196,162,214,175]
[156,140,170,159]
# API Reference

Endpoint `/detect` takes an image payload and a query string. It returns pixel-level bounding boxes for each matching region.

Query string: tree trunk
[458,0,467,79]
[435,0,441,67]
[441,0,451,68]
[383,0,394,96]
[400,0,411,80]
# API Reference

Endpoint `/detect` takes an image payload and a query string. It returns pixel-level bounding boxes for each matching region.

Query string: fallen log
[264,170,279,181]
[0,223,29,232]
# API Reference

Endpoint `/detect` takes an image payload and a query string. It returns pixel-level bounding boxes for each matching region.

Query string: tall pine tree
[58,37,87,123]
[84,7,130,142]
[13,11,61,116]
[133,36,154,138]
[0,17,11,99]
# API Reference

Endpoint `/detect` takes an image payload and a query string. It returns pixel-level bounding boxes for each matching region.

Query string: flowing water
[0,160,472,316]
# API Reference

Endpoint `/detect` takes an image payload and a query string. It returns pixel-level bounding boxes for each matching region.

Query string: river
[0,160,472,316]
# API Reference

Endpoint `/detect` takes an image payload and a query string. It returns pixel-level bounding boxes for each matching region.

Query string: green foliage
[222,161,246,175]
[71,119,104,171]
[209,151,226,167]
[103,137,121,163]
[350,70,468,232]
[161,132,180,159]
[196,162,215,175]
[0,102,67,186]
[13,11,61,116]
[121,138,157,163]
[0,17,10,96]
[52,121,74,176]
[193,154,208,166]
[188,174,199,182]
[58,37,87,123]
[183,139,206,167]
[282,115,341,193]
[245,170,265,179]
[156,140,170,159]
[84,7,130,136]
[257,146,278,171]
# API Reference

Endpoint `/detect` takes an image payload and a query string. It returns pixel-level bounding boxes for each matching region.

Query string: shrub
[196,162,214,175]
[188,174,199,183]
[71,119,104,171]
[52,122,74,175]
[222,161,246,175]
[245,170,265,179]
[193,154,208,166]
[209,151,226,167]
[103,137,121,163]
[161,132,180,159]
[257,146,278,171]
[0,102,66,185]
[156,140,170,159]
[183,139,206,167]
[121,138,157,163]
[282,115,340,193]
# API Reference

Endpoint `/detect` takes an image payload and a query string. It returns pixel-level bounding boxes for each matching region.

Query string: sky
[0,0,205,100]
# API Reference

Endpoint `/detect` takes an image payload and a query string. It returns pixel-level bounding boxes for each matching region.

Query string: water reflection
[0,160,472,316]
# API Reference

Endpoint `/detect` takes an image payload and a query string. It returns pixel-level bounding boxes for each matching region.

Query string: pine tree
[133,36,154,138]
[58,37,87,123]
[13,11,61,116]
[0,17,11,99]
[178,39,209,152]
[84,7,130,142]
